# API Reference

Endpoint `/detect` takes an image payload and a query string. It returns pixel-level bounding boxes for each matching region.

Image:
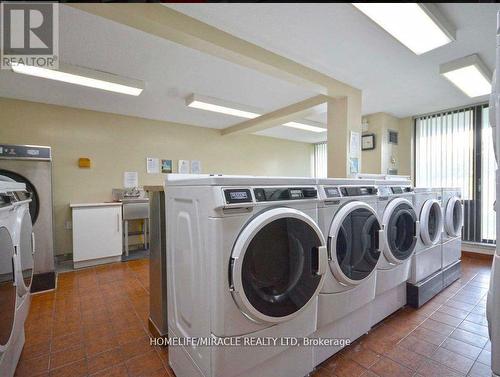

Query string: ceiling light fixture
[11,63,144,96]
[352,3,455,55]
[186,94,326,133]
[440,54,492,98]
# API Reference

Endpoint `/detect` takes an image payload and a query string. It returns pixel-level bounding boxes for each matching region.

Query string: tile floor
[15,255,493,377]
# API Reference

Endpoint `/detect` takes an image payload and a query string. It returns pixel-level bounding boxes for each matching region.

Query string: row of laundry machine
[0,180,34,377]
[164,174,463,377]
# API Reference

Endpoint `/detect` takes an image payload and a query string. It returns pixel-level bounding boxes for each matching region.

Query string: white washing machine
[440,187,463,270]
[165,175,327,377]
[370,177,417,327]
[312,178,382,366]
[487,13,500,376]
[0,180,33,377]
[409,187,443,284]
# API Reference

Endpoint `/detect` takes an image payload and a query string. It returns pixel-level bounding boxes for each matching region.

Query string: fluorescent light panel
[186,94,326,133]
[440,54,492,97]
[352,3,455,55]
[11,63,144,96]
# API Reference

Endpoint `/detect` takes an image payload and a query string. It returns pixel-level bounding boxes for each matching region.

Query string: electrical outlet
[65,221,72,230]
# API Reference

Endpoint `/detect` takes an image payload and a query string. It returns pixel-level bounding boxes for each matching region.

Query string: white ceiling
[0,4,498,144]
[169,3,500,119]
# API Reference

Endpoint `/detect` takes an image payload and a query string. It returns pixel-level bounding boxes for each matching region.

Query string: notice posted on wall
[146,157,160,174]
[123,171,138,188]
[178,160,190,174]
[191,160,201,174]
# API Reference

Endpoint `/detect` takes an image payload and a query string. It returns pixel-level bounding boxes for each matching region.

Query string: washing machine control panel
[339,186,378,197]
[324,187,341,198]
[224,189,252,204]
[253,187,317,202]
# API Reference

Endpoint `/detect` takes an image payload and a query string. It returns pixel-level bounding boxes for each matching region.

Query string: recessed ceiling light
[11,63,144,96]
[186,94,326,133]
[352,3,455,55]
[440,54,492,97]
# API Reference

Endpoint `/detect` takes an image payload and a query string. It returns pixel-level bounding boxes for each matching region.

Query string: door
[444,196,463,237]
[230,208,327,324]
[328,202,381,284]
[420,199,443,246]
[383,198,418,264]
[0,226,16,351]
[17,209,34,294]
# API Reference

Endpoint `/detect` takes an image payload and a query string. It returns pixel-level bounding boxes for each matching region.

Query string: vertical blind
[314,142,327,178]
[415,105,496,244]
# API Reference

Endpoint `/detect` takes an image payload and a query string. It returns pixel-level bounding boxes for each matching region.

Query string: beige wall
[361,112,413,176]
[0,98,313,255]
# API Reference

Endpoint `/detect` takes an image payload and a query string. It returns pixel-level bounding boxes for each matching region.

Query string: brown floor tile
[383,346,425,371]
[465,312,488,326]
[87,347,125,375]
[417,358,463,377]
[126,351,164,377]
[120,335,154,360]
[398,335,438,358]
[369,356,413,377]
[85,335,117,357]
[51,332,84,353]
[342,343,380,368]
[322,355,367,377]
[429,311,464,327]
[412,326,448,346]
[49,359,88,377]
[418,318,455,336]
[430,347,474,374]
[449,328,488,348]
[91,364,129,377]
[441,337,483,360]
[50,344,86,370]
[458,321,489,337]
[443,299,475,312]
[468,361,493,377]
[437,305,470,319]
[15,353,50,377]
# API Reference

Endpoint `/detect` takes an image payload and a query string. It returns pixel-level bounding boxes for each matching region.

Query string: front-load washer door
[0,227,16,352]
[382,198,418,264]
[16,209,34,295]
[420,199,443,246]
[230,207,327,324]
[328,201,382,285]
[0,171,38,225]
[444,196,463,237]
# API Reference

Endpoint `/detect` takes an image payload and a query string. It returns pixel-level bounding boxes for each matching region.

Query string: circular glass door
[0,227,16,349]
[0,170,39,224]
[384,200,417,262]
[231,208,326,323]
[420,200,442,246]
[18,211,34,291]
[329,202,381,284]
[445,197,463,237]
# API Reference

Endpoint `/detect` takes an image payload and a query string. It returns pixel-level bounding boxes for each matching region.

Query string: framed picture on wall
[362,133,375,150]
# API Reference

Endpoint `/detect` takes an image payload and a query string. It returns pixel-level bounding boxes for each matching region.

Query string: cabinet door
[72,206,122,262]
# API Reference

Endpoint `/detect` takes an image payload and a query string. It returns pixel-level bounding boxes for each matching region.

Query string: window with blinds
[415,104,496,244]
[314,142,327,178]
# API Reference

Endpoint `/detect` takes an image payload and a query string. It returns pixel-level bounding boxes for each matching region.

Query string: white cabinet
[71,203,123,268]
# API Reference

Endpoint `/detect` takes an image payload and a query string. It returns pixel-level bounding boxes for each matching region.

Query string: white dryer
[165,175,327,377]
[370,178,418,327]
[0,180,33,377]
[441,187,463,270]
[312,179,382,366]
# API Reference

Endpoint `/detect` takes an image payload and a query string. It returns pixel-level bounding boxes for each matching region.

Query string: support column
[327,93,362,178]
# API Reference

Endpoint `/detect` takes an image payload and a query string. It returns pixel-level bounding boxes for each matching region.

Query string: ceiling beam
[68,4,359,98]
[221,95,328,135]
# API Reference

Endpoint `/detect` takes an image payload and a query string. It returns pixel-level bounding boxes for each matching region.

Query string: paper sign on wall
[350,131,361,159]
[191,160,201,174]
[178,160,190,174]
[123,171,138,188]
[146,157,160,174]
